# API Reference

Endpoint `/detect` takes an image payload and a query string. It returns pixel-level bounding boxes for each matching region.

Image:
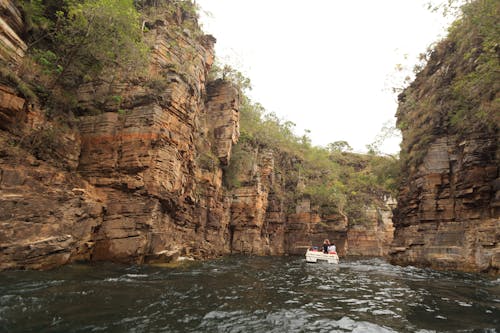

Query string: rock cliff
[391,0,499,273]
[223,143,395,257]
[0,0,394,270]
[0,0,26,69]
[347,200,395,256]
[1,1,240,269]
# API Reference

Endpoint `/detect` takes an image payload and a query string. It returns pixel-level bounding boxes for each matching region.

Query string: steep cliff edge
[0,0,26,69]
[0,0,396,270]
[0,0,241,269]
[223,108,397,257]
[391,0,499,273]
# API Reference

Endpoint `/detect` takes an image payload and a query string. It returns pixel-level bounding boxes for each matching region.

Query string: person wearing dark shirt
[322,239,330,253]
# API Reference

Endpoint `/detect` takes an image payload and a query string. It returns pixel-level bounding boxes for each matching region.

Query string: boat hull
[305,249,339,264]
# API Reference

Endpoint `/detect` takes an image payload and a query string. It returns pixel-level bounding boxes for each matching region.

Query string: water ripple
[0,256,499,332]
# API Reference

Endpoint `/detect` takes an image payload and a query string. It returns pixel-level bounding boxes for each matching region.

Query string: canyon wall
[0,0,26,69]
[347,200,395,256]
[0,2,241,269]
[285,197,348,256]
[0,0,391,270]
[391,1,499,273]
[225,145,394,258]
[391,132,499,273]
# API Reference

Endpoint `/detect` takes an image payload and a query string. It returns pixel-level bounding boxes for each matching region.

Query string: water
[0,256,499,333]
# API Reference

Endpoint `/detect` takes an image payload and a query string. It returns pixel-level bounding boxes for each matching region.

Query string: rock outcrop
[0,84,105,270]
[225,147,396,257]
[67,5,242,263]
[391,0,499,273]
[347,199,395,256]
[228,146,275,255]
[0,0,394,270]
[391,134,499,273]
[0,0,26,69]
[0,1,239,269]
[205,79,240,165]
[285,197,348,256]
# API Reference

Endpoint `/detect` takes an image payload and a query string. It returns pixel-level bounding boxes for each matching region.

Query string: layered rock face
[226,148,396,257]
[228,147,276,255]
[0,129,106,269]
[0,88,106,270]
[391,134,499,272]
[205,80,240,165]
[347,199,395,256]
[0,0,393,270]
[285,197,348,256]
[225,147,361,257]
[285,200,394,257]
[0,1,240,268]
[391,2,499,273]
[0,0,26,69]
[0,1,28,129]
[68,11,244,262]
[0,2,104,269]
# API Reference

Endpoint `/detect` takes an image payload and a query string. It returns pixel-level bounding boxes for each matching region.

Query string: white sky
[196,0,450,154]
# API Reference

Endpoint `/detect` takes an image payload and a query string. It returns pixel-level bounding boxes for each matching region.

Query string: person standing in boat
[322,239,330,253]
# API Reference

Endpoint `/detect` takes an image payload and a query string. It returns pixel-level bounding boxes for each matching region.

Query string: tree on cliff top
[51,0,147,86]
[18,0,148,105]
[327,141,353,153]
[446,0,499,132]
[213,60,399,222]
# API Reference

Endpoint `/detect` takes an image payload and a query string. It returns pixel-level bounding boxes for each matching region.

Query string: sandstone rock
[0,0,395,270]
[205,79,240,165]
[0,133,105,269]
[0,84,24,129]
[0,0,26,69]
[71,9,241,264]
[0,0,23,34]
[347,204,394,256]
[392,26,499,273]
[392,132,498,273]
[227,146,273,255]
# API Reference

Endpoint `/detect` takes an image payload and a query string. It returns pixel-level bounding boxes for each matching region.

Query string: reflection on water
[0,256,498,332]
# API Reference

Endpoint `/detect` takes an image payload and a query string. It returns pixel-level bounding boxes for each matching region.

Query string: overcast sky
[196,0,450,154]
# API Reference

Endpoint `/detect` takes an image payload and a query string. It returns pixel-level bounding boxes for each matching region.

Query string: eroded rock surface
[0,0,26,69]
[347,200,395,256]
[0,131,105,270]
[0,1,238,268]
[0,0,394,270]
[391,14,499,273]
[392,135,499,272]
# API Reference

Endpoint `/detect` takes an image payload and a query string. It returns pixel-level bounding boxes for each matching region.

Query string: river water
[0,256,498,332]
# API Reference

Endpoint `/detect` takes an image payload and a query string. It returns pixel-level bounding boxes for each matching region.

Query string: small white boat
[305,248,339,264]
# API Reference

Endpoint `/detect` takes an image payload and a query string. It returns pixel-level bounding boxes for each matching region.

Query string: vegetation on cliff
[6,1,144,110]
[397,0,499,171]
[2,0,401,228]
[2,0,205,161]
[391,0,499,273]
[4,0,203,117]
[210,64,399,225]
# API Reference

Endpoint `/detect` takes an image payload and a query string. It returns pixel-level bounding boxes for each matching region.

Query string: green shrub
[197,150,219,172]
[0,67,37,101]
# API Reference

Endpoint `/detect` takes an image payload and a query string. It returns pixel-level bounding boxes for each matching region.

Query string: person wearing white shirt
[327,243,336,253]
